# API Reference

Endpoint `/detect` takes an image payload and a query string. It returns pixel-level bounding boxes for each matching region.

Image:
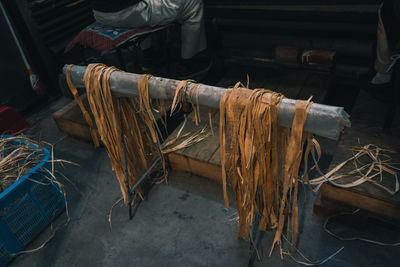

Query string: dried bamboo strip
[220,87,313,255]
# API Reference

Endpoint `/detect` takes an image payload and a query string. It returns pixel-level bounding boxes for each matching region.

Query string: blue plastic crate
[0,137,66,266]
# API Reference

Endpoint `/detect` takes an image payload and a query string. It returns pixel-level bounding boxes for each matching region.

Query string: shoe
[370,72,392,85]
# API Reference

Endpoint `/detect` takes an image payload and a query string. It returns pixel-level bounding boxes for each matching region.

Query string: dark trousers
[381,0,400,51]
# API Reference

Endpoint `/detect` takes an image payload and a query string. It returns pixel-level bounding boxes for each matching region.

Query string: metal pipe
[63,65,350,140]
[129,157,161,194]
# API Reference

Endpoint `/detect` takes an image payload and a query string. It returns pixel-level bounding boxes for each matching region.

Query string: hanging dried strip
[220,87,313,255]
[65,65,100,147]
[67,64,166,204]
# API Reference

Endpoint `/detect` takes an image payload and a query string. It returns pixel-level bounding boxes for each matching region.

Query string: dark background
[0,0,382,114]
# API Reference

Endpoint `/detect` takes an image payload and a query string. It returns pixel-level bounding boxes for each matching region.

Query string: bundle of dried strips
[220,87,313,255]
[68,64,166,205]
[67,64,218,205]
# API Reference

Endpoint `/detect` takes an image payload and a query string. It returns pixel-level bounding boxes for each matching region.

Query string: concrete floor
[8,91,400,267]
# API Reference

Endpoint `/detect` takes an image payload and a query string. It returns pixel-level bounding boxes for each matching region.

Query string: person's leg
[94,0,209,78]
[381,0,400,50]
[146,0,209,78]
[95,0,207,60]
[178,0,207,59]
[371,4,393,85]
[93,2,151,28]
[147,0,207,59]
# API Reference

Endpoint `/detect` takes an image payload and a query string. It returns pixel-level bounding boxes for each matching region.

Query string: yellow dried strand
[80,64,167,204]
[136,74,168,183]
[84,64,131,202]
[208,111,214,136]
[137,74,160,143]
[220,87,312,254]
[170,79,194,116]
[220,89,230,208]
[65,64,100,147]
[270,98,312,256]
[188,84,201,126]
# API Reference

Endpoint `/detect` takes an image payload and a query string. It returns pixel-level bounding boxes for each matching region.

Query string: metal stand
[248,214,265,267]
[127,157,161,219]
[118,97,163,219]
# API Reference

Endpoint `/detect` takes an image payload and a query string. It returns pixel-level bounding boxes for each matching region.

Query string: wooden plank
[209,146,221,165]
[216,66,269,89]
[321,183,400,221]
[166,107,223,178]
[263,70,309,99]
[318,91,400,221]
[322,123,400,204]
[319,146,400,221]
[52,96,87,125]
[53,116,93,142]
[215,67,243,88]
[297,72,331,103]
[167,153,224,186]
[178,110,220,161]
[180,133,220,162]
[313,192,351,218]
[214,67,330,104]
[52,94,98,142]
[168,69,332,182]
[167,153,191,173]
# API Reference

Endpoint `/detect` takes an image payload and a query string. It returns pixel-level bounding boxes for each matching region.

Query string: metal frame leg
[118,97,163,219]
[117,98,133,219]
[248,213,265,267]
[127,157,161,219]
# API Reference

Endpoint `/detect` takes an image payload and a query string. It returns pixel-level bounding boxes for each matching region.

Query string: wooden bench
[314,114,400,221]
[314,90,400,221]
[166,68,332,185]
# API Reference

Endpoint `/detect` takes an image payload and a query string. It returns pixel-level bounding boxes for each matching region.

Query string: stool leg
[116,47,126,71]
[161,29,169,64]
[159,27,173,75]
[384,104,396,132]
[125,38,145,73]
[80,46,88,65]
[384,64,400,131]
[125,43,138,72]
[134,40,145,72]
